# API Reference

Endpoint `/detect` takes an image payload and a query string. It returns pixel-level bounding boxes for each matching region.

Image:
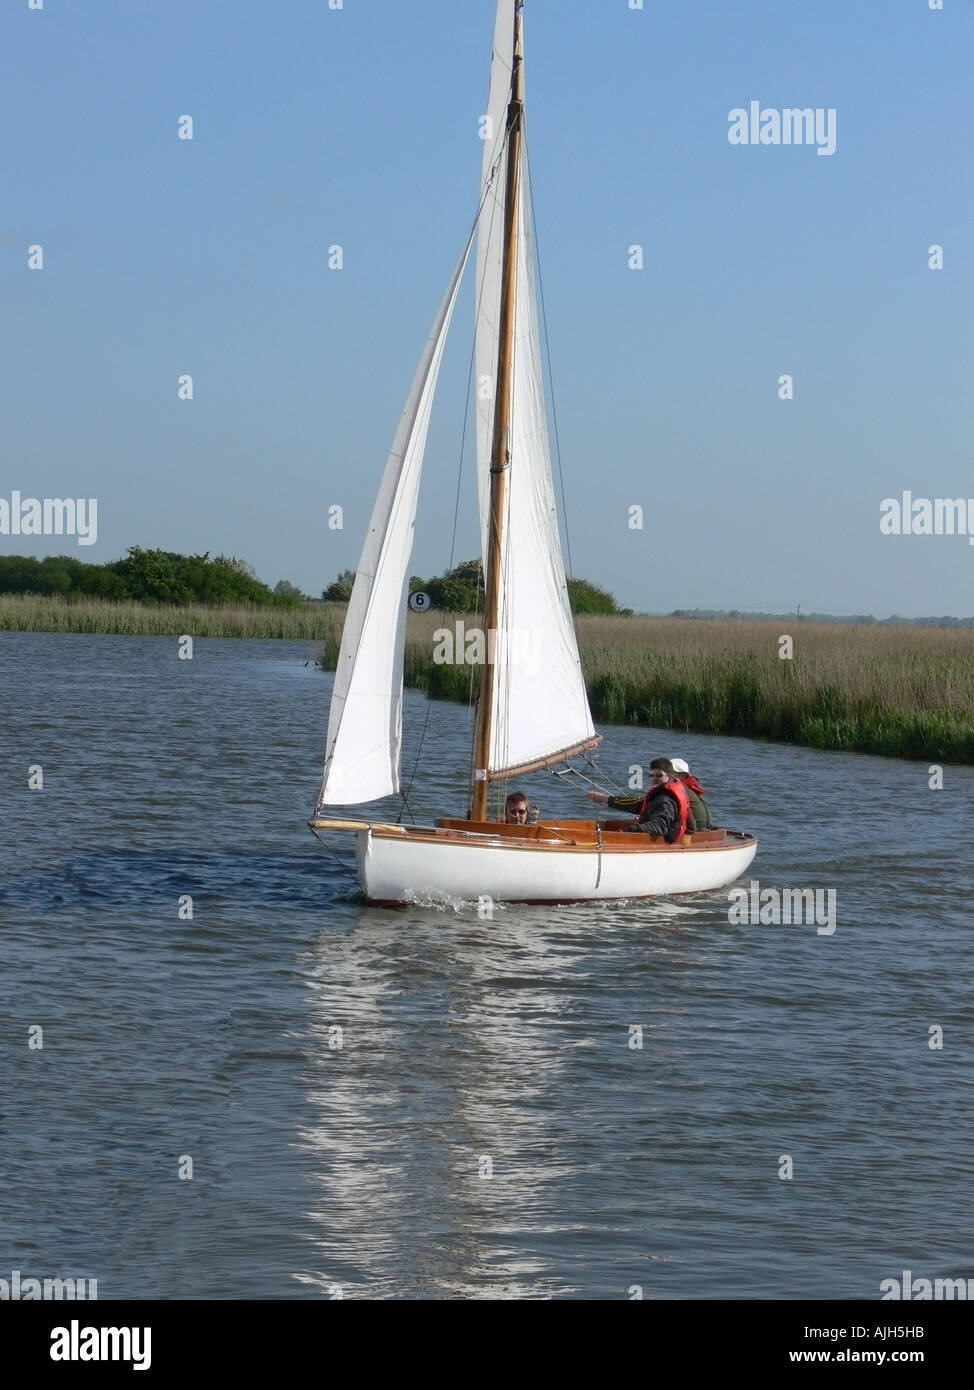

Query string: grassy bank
[395,612,974,763]
[0,594,344,640]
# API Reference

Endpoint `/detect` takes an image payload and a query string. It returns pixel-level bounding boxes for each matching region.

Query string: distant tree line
[0,549,303,607]
[669,607,974,627]
[322,559,629,615]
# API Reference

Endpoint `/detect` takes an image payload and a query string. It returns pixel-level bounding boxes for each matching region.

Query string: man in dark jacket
[588,756,714,830]
[589,758,694,839]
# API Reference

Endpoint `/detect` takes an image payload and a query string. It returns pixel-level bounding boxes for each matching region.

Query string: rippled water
[2,632,972,1299]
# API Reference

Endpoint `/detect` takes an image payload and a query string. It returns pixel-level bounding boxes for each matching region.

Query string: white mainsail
[475,0,598,777]
[318,236,473,806]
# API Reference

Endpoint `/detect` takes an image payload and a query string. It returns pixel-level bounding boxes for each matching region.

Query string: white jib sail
[318,235,473,806]
[475,1,598,778]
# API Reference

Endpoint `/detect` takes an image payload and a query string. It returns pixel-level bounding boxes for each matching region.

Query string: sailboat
[310,0,757,906]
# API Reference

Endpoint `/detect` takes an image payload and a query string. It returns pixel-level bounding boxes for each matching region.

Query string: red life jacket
[684,773,708,797]
[638,778,691,842]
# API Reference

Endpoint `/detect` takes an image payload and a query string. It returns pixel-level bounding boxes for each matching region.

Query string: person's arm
[588,790,642,812]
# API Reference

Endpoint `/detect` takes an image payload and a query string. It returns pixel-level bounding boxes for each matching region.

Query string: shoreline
[4,596,972,764]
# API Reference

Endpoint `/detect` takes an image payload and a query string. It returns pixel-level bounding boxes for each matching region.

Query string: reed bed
[572,616,974,763]
[393,611,974,763]
[0,594,345,640]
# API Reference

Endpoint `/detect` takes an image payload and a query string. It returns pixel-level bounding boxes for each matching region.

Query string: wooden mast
[470,0,524,822]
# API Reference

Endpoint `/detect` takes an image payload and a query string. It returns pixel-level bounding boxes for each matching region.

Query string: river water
[2,632,972,1300]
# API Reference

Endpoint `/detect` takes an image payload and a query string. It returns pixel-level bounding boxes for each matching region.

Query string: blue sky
[3,0,972,617]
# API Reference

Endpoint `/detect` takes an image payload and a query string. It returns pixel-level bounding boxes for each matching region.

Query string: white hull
[351,824,757,906]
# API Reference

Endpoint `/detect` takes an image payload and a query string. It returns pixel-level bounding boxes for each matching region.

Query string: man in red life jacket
[588,758,693,840]
[588,756,713,833]
[628,758,693,839]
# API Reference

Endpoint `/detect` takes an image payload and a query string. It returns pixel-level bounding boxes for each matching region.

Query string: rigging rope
[308,821,356,876]
[552,762,629,797]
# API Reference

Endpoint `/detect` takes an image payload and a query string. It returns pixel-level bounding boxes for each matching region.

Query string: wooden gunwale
[309,816,756,856]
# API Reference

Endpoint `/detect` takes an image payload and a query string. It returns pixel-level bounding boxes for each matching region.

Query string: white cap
[669,758,690,773]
